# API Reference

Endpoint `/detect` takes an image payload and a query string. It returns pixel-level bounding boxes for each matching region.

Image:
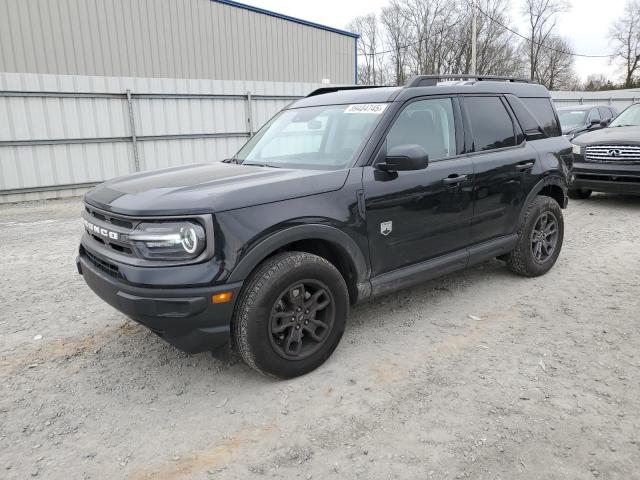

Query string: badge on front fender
[380,221,392,236]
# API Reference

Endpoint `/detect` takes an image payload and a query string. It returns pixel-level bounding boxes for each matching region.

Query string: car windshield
[234,104,387,169]
[557,110,587,130]
[609,104,640,127]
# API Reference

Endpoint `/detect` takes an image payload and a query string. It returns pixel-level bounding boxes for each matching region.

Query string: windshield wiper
[242,162,282,168]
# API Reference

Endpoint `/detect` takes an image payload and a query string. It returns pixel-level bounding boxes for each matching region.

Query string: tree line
[347,0,640,91]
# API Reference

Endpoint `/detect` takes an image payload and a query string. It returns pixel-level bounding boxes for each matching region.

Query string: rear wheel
[232,252,348,378]
[568,188,592,199]
[506,196,564,277]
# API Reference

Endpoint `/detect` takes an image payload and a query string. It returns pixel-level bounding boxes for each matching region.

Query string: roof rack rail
[306,85,387,97]
[405,74,531,88]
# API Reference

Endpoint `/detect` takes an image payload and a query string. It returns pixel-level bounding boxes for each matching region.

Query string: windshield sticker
[344,104,387,114]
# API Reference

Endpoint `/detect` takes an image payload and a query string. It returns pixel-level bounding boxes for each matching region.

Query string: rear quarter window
[520,98,561,137]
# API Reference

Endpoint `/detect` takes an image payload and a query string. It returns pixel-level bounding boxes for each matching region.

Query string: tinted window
[506,95,543,135]
[386,98,456,160]
[587,108,600,122]
[465,97,516,151]
[520,98,561,137]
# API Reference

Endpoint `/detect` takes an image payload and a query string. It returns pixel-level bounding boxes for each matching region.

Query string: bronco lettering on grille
[82,218,119,240]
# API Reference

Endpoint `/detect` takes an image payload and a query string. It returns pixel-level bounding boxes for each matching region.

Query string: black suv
[569,102,640,198]
[77,75,571,378]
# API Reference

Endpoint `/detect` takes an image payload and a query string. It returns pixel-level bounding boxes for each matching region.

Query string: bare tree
[584,73,616,91]
[348,14,384,85]
[381,1,413,85]
[534,35,577,89]
[609,0,640,88]
[453,0,525,76]
[398,0,449,75]
[522,0,569,81]
[345,0,576,88]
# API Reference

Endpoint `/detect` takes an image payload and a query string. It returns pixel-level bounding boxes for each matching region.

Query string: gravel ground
[1,194,639,480]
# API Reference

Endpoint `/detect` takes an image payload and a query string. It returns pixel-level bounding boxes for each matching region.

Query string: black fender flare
[227,224,370,287]
[518,175,568,225]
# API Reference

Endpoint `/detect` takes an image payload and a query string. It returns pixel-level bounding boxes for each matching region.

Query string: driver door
[362,97,474,277]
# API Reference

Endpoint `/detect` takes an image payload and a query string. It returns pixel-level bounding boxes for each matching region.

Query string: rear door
[461,95,538,244]
[363,96,474,277]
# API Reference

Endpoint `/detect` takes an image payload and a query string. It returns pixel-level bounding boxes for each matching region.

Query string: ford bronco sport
[77,74,571,378]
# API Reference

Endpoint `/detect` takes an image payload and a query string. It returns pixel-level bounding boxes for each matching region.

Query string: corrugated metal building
[0,0,358,202]
[0,0,357,84]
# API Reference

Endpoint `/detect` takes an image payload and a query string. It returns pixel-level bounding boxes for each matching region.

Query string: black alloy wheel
[269,280,335,360]
[530,211,559,264]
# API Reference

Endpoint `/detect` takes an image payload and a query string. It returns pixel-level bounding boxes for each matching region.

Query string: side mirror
[588,118,601,127]
[377,144,429,172]
[600,118,612,127]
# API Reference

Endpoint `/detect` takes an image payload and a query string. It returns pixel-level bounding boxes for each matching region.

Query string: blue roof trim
[214,0,359,39]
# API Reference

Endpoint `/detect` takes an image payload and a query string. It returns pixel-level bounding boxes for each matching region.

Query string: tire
[568,188,592,199]
[506,196,564,277]
[232,251,349,379]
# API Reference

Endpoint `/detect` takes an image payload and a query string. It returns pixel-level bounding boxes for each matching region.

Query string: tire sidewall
[240,254,349,378]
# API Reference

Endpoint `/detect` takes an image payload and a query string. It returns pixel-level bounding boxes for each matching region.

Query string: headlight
[572,144,581,155]
[127,221,206,260]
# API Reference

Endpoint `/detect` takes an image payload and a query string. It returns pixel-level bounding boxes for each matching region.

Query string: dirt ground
[1,194,639,480]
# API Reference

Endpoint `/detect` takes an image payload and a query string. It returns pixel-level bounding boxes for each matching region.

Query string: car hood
[572,125,640,145]
[85,162,349,216]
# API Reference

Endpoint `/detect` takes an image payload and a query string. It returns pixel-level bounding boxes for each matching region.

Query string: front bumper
[571,161,640,195]
[77,249,242,353]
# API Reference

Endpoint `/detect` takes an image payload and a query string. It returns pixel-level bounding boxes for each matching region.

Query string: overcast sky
[246,0,628,82]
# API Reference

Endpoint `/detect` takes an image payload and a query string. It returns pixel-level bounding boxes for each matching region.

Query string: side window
[598,107,611,120]
[587,108,601,123]
[520,98,561,137]
[386,98,456,161]
[464,96,516,152]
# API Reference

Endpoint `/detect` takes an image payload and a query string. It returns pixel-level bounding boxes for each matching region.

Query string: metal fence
[550,90,640,111]
[0,73,323,203]
[4,77,640,204]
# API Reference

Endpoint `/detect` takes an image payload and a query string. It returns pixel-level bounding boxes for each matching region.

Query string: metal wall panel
[0,0,357,84]
[0,72,328,202]
[551,90,640,112]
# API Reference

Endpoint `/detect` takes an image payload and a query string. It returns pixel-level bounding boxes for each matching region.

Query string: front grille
[84,205,135,256]
[84,248,125,280]
[585,145,640,164]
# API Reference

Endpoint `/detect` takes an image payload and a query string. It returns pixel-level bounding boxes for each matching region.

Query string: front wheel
[506,196,564,277]
[232,252,349,378]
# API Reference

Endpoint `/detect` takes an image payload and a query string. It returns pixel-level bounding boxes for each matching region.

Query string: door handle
[515,162,535,171]
[442,174,468,185]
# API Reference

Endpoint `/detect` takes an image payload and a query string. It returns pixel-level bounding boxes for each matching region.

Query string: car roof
[291,78,550,109]
[291,87,402,108]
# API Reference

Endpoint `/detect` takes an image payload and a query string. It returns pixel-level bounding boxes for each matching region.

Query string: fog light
[212,292,233,304]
